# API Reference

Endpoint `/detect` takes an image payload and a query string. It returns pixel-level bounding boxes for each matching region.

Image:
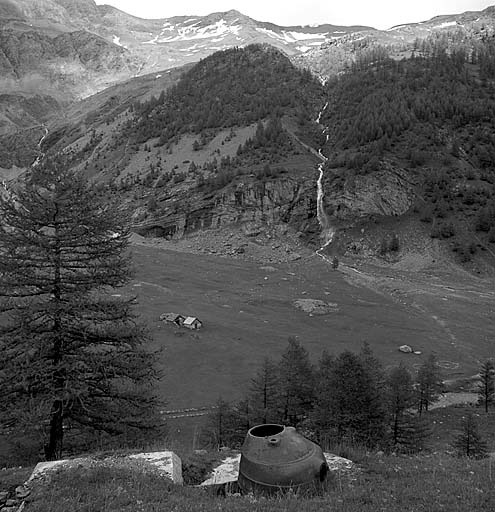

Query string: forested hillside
[126,44,324,145]
[321,38,495,263]
[35,39,495,268]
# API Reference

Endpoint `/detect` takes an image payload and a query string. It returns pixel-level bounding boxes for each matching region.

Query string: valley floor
[128,231,494,411]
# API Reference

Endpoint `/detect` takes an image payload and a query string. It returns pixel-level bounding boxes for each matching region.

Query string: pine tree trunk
[45,224,65,461]
[484,380,489,413]
[45,400,64,460]
[393,412,399,446]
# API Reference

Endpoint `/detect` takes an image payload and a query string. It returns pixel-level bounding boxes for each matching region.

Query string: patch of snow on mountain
[284,31,327,41]
[433,21,457,29]
[143,35,158,45]
[255,27,287,42]
[297,45,312,52]
[154,19,242,42]
[113,35,127,48]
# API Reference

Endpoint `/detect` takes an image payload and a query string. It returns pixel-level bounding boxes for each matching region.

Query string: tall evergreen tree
[0,158,162,460]
[386,364,429,452]
[387,364,415,446]
[313,350,336,446]
[416,354,443,415]
[452,413,488,459]
[477,360,495,413]
[248,357,280,424]
[359,343,387,445]
[316,350,387,447]
[203,398,239,449]
[278,337,315,425]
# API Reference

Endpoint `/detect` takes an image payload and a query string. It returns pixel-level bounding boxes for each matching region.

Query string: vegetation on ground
[20,453,495,512]
[127,44,323,146]
[322,39,495,260]
[202,340,492,455]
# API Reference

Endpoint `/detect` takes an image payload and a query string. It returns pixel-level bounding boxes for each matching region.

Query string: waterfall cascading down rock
[315,102,334,261]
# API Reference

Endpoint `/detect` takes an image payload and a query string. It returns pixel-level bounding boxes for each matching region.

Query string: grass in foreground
[23,453,494,512]
[0,466,33,491]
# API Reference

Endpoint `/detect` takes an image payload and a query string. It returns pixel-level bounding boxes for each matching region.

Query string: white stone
[399,345,413,353]
[28,451,183,485]
[200,455,240,486]
[324,453,355,472]
[129,451,183,484]
[199,452,354,486]
[28,458,86,482]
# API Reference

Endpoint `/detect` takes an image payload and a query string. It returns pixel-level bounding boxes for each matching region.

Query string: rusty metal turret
[238,424,328,494]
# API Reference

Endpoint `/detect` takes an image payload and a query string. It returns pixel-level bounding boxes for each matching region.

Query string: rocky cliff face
[132,159,418,254]
[134,176,318,241]
[324,162,416,222]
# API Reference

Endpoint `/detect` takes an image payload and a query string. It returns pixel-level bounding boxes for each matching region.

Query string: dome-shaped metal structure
[238,424,328,494]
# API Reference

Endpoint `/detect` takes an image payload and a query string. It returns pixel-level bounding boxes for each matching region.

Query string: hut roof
[183,316,202,326]
[160,313,185,322]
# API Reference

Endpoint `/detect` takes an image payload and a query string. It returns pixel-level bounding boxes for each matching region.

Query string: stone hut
[183,317,203,330]
[160,313,185,327]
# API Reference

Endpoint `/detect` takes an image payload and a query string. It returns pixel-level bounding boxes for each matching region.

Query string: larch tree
[248,357,280,424]
[477,360,495,413]
[416,353,443,415]
[278,337,315,425]
[203,398,238,449]
[312,350,336,446]
[359,343,387,443]
[0,159,162,461]
[452,413,488,459]
[326,350,387,447]
[386,363,429,452]
[387,363,415,447]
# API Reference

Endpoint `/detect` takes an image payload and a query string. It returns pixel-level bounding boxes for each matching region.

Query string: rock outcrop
[135,176,317,240]
[325,162,416,222]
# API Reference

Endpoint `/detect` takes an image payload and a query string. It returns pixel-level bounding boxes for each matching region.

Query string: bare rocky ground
[130,224,311,265]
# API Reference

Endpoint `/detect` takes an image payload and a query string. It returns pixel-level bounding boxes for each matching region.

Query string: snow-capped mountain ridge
[2,1,495,109]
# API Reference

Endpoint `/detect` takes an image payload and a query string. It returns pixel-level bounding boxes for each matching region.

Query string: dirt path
[429,392,478,410]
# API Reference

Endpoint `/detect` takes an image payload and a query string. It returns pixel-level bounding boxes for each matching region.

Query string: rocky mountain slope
[40,45,325,246]
[0,0,371,99]
[2,1,495,150]
[34,39,495,273]
[3,2,495,271]
[5,0,495,99]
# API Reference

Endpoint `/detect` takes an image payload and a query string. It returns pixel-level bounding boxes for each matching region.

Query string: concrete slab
[129,451,183,484]
[28,451,183,485]
[200,455,240,486]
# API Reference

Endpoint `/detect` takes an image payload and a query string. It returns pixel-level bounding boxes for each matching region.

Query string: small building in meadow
[183,317,203,330]
[160,313,185,327]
